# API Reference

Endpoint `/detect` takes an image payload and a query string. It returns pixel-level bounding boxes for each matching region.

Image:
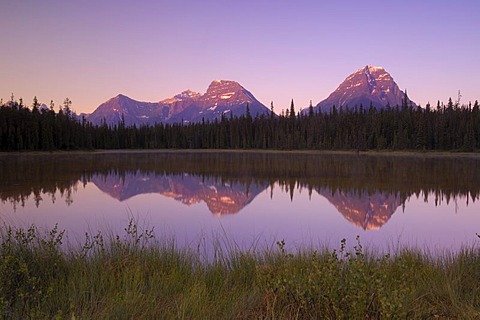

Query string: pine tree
[447,97,454,110]
[245,103,252,121]
[308,100,314,117]
[402,90,409,109]
[32,96,39,111]
[63,98,73,118]
[290,99,295,119]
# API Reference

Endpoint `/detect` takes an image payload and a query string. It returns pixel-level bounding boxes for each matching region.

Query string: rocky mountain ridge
[86,66,417,125]
[86,80,269,126]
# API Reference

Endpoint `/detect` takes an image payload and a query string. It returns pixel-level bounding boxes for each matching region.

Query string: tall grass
[1,223,479,319]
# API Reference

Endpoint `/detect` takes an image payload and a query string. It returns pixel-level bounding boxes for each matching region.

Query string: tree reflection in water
[1,152,479,229]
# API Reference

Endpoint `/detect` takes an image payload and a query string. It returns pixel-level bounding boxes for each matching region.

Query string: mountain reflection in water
[91,173,267,215]
[1,151,479,231]
[318,189,402,230]
[92,173,403,229]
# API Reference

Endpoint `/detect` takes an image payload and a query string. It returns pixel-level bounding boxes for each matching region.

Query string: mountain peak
[108,94,132,103]
[312,65,415,112]
[206,80,243,92]
[174,89,201,100]
[212,79,235,84]
[204,80,251,102]
[363,65,385,73]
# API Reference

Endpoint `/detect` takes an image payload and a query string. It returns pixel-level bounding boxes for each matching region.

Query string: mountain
[311,65,416,113]
[86,80,269,126]
[166,80,268,124]
[317,188,402,230]
[86,94,160,126]
[91,172,267,215]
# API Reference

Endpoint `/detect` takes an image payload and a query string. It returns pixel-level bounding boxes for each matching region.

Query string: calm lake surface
[1,151,480,254]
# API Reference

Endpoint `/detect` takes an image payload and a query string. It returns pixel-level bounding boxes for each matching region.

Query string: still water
[1,151,479,253]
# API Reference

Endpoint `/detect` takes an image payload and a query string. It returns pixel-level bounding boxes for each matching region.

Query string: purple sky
[1,0,479,114]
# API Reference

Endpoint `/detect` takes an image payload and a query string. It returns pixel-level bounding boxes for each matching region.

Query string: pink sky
[1,0,479,114]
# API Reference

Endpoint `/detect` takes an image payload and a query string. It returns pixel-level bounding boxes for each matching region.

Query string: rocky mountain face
[86,95,159,126]
[86,80,269,126]
[312,65,416,113]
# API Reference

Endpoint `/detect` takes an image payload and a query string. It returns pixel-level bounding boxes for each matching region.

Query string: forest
[1,96,479,151]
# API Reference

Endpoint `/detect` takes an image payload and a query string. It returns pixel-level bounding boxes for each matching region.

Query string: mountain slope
[86,80,269,126]
[312,65,416,113]
[168,80,268,123]
[86,94,161,126]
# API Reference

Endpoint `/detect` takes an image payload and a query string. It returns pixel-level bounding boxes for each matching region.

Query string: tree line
[1,96,479,151]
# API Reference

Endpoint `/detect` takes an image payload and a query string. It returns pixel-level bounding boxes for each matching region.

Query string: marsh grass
[1,223,480,319]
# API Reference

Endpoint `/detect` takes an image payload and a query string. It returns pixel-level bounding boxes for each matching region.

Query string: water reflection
[317,189,402,230]
[91,173,267,215]
[0,151,479,231]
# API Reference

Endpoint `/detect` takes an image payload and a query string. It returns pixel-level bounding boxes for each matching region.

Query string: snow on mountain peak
[364,65,385,73]
[364,67,377,88]
[175,89,201,100]
[206,80,243,95]
[209,79,239,86]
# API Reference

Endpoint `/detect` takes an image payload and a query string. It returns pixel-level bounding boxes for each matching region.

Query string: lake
[1,151,479,254]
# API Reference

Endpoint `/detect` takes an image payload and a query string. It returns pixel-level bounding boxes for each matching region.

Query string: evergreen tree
[245,103,252,121]
[32,96,39,111]
[402,90,409,109]
[290,99,295,119]
[308,100,314,118]
[63,98,73,118]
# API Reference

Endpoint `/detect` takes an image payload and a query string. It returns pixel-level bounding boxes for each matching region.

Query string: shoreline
[1,148,480,159]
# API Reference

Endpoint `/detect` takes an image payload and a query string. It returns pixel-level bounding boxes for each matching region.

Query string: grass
[1,222,480,319]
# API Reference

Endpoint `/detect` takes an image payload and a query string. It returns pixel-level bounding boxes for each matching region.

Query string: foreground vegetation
[1,96,480,152]
[1,223,480,319]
